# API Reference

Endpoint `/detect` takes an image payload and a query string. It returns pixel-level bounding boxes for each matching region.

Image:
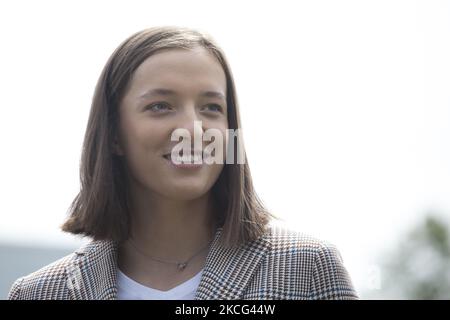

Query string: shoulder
[8,251,77,300]
[7,240,110,300]
[263,222,338,258]
[260,222,358,299]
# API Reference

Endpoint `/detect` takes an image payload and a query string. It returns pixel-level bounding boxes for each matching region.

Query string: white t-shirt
[116,268,204,300]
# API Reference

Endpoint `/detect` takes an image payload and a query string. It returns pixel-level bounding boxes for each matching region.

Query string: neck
[121,182,218,264]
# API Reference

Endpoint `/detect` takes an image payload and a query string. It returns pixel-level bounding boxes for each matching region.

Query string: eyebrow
[138,88,226,100]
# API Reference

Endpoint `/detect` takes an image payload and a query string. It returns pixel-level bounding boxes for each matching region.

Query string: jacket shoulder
[264,223,332,259]
[263,223,359,300]
[8,240,116,300]
[7,243,92,300]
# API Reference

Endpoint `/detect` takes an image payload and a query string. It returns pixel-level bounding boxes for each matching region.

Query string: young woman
[8,26,358,300]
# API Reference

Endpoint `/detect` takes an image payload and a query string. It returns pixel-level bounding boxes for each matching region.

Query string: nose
[178,105,204,134]
[173,105,205,149]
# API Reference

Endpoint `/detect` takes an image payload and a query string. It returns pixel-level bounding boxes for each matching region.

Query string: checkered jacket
[8,224,358,300]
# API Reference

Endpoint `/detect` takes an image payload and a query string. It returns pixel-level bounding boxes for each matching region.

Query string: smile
[162,152,205,169]
[163,153,203,163]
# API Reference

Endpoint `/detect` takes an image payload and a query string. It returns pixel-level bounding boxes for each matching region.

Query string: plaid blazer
[8,224,358,300]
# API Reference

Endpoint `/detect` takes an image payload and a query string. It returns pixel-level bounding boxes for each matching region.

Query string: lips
[161,150,207,169]
[162,150,205,160]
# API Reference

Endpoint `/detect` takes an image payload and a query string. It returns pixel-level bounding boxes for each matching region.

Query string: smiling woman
[7,26,358,300]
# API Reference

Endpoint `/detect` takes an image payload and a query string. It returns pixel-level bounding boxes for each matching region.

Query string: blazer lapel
[194,227,270,300]
[66,227,270,300]
[67,240,118,300]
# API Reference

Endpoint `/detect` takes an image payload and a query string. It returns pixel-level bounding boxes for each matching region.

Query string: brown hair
[61,26,277,248]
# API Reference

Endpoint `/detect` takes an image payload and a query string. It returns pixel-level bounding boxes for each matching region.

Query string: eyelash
[205,104,224,113]
[146,102,171,113]
[145,102,224,114]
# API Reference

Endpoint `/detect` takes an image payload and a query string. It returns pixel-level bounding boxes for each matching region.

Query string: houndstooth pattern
[8,224,358,300]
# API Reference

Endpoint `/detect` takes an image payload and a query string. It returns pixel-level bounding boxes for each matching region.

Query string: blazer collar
[194,227,270,299]
[67,226,270,300]
[67,240,118,300]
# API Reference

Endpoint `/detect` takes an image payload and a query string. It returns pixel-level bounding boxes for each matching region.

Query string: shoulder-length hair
[61,26,276,248]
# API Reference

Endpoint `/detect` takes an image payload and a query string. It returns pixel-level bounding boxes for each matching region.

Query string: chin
[162,182,213,201]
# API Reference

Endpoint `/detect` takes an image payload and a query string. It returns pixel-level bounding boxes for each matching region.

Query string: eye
[146,102,171,113]
[203,104,224,113]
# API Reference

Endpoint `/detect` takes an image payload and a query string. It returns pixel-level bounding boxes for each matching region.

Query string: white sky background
[0,0,449,297]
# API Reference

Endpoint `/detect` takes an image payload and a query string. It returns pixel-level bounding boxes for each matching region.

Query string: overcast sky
[0,0,449,296]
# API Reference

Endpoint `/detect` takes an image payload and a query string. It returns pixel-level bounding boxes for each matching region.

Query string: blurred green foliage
[379,213,450,299]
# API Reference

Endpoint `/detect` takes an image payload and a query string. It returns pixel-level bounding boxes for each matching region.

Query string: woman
[8,26,358,300]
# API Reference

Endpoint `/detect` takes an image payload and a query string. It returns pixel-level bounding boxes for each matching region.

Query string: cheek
[119,119,168,171]
[122,116,163,147]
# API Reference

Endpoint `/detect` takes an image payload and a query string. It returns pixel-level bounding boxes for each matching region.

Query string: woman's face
[116,47,228,201]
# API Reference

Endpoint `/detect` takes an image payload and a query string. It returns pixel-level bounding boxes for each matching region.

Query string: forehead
[128,48,227,93]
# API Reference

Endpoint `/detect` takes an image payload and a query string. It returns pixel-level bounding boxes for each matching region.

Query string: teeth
[170,154,203,163]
